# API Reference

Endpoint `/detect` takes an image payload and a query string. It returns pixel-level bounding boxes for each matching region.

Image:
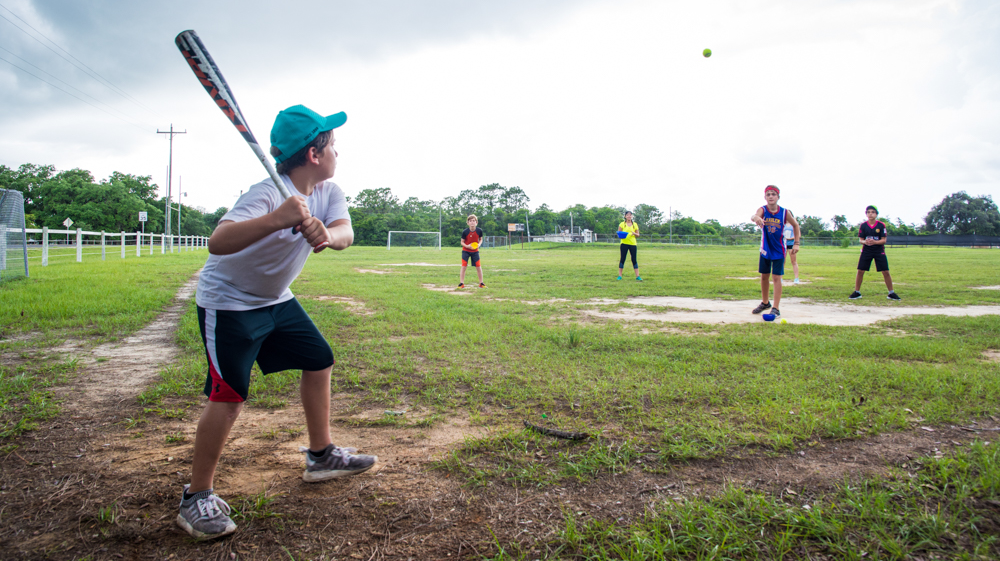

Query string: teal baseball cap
[270,105,347,164]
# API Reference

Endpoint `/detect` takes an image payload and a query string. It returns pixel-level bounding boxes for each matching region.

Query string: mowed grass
[0,252,207,443]
[3,243,1000,557]
[291,245,1000,456]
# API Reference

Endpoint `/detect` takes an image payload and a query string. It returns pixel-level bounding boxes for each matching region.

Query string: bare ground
[3,281,999,560]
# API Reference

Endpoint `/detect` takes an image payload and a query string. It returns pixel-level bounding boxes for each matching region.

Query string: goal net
[0,189,29,281]
[387,231,441,250]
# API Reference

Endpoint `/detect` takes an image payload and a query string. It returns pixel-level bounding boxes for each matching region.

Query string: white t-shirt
[783,222,794,241]
[196,176,350,311]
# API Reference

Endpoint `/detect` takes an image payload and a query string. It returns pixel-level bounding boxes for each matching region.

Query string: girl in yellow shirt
[617,211,642,281]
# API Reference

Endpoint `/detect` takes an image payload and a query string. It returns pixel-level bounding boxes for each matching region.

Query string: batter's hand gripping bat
[175,29,327,252]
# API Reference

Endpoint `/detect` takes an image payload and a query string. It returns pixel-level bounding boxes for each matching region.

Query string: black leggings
[619,244,638,269]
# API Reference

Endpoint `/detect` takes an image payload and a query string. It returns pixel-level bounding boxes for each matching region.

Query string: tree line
[0,164,226,236]
[3,163,998,245]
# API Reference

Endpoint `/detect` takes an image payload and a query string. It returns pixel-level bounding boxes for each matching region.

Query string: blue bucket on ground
[617,231,629,239]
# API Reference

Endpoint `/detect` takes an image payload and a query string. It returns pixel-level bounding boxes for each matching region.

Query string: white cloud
[0,0,997,226]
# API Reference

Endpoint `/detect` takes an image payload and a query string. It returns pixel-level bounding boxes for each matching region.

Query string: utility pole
[157,124,186,252]
[669,206,672,244]
[177,177,186,238]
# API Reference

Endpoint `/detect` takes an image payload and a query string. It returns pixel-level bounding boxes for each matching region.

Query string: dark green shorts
[197,299,334,402]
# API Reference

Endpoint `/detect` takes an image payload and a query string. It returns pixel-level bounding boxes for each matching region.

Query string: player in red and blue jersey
[749,185,800,317]
[849,205,900,300]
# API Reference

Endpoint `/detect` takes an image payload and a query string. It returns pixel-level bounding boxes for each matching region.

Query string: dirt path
[49,274,200,412]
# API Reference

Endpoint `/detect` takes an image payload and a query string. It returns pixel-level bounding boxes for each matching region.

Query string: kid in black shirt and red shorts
[849,205,901,300]
[459,214,486,288]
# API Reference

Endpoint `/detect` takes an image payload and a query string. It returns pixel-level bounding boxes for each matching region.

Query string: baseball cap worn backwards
[270,105,347,164]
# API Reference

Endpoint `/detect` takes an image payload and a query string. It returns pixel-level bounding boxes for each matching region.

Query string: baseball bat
[174,29,326,251]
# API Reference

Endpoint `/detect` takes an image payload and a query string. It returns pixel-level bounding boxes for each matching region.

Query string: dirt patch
[580,296,1000,327]
[311,295,375,316]
[422,283,473,295]
[984,350,1000,362]
[973,286,1000,290]
[381,262,458,267]
[355,268,391,274]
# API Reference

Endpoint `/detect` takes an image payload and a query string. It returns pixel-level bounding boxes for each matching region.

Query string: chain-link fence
[0,189,29,281]
[592,234,860,247]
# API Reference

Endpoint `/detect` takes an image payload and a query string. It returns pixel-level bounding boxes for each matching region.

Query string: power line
[0,2,161,118]
[0,54,152,132]
[0,44,153,128]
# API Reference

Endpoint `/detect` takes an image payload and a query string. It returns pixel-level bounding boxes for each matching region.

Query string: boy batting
[177,105,376,540]
[750,185,800,318]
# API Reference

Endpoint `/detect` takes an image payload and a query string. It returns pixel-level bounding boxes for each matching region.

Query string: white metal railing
[23,228,208,265]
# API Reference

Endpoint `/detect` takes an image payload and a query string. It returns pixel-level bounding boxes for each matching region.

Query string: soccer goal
[0,189,29,281]
[387,231,441,250]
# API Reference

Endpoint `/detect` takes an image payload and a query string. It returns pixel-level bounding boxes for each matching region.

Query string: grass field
[1,243,999,559]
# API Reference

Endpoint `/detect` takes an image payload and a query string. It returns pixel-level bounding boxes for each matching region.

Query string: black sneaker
[772,308,781,317]
[751,302,772,314]
[849,291,862,299]
[887,292,901,301]
[457,283,464,289]
[302,445,378,482]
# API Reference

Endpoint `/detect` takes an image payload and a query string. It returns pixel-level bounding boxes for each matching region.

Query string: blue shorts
[197,299,334,402]
[759,255,785,276]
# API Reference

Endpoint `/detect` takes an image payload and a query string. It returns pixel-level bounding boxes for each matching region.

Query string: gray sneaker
[176,484,237,540]
[301,445,378,482]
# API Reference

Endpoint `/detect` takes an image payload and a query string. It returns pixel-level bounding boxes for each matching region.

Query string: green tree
[832,215,849,232]
[632,204,664,228]
[353,187,399,214]
[923,191,1000,235]
[796,215,828,236]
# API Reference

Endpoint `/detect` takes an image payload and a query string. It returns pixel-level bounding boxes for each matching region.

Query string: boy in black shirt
[459,214,486,288]
[849,205,900,300]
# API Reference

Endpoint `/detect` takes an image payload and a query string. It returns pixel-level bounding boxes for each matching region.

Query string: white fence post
[76,228,82,262]
[160,233,165,254]
[42,227,48,266]
[101,231,106,260]
[149,233,154,255]
[120,231,125,258]
[136,232,141,256]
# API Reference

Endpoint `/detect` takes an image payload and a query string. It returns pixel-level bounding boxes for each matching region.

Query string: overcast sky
[1,0,997,227]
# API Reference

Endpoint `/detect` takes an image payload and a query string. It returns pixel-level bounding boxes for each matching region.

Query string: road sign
[139,211,148,222]
[63,218,73,228]
[508,223,525,232]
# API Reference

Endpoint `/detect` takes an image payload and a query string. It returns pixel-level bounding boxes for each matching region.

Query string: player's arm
[751,207,765,227]
[786,212,801,253]
[300,217,352,252]
[208,196,310,255]
[859,225,871,245]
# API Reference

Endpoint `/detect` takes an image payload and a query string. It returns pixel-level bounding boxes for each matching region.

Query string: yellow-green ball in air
[703,48,712,58]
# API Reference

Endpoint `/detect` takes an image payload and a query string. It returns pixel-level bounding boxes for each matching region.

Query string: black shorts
[462,251,481,267]
[858,253,889,272]
[197,299,334,402]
